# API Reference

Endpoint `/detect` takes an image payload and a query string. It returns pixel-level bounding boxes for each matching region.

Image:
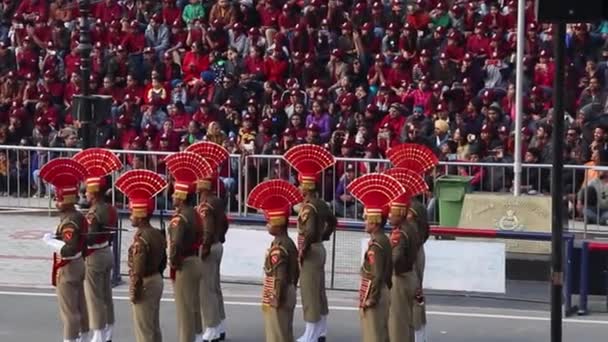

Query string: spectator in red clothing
[122,21,146,54]
[94,0,123,23]
[533,50,555,88]
[264,47,288,86]
[466,22,490,59]
[16,37,38,78]
[162,0,181,25]
[379,103,406,137]
[15,0,49,23]
[182,42,209,82]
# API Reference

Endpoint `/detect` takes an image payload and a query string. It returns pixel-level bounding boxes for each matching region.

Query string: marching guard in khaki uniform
[40,158,90,342]
[73,148,122,342]
[347,173,405,342]
[166,152,210,342]
[186,141,231,341]
[386,143,438,341]
[384,168,429,342]
[116,170,168,342]
[247,180,302,342]
[284,144,337,342]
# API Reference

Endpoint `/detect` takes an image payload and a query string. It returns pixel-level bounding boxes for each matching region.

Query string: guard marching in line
[347,173,405,342]
[166,151,209,342]
[73,148,122,342]
[387,143,438,341]
[40,158,90,342]
[284,144,337,342]
[384,168,429,342]
[37,141,439,342]
[187,142,231,341]
[247,180,302,342]
[116,170,168,342]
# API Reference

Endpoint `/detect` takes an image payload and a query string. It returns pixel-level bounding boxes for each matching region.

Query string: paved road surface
[0,283,607,342]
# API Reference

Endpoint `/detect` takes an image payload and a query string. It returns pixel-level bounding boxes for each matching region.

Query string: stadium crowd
[1,0,608,220]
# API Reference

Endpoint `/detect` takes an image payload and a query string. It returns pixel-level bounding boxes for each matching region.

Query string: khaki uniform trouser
[174,256,203,342]
[199,242,223,329]
[388,272,418,342]
[360,286,389,342]
[132,273,163,342]
[263,284,296,342]
[300,242,327,323]
[56,258,88,339]
[84,247,114,330]
[413,247,427,329]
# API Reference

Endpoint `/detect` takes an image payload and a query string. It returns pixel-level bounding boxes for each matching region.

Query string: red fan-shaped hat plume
[165,151,213,198]
[284,144,335,188]
[185,141,230,170]
[347,173,405,223]
[384,167,429,207]
[73,148,123,192]
[116,170,167,217]
[247,179,303,226]
[40,158,87,203]
[386,143,438,173]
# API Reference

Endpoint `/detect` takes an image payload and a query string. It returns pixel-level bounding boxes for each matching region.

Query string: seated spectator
[333,163,362,219]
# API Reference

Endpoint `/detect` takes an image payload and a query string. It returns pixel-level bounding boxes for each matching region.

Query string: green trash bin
[435,175,473,227]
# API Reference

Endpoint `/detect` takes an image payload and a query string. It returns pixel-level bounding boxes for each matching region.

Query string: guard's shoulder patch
[366,250,376,265]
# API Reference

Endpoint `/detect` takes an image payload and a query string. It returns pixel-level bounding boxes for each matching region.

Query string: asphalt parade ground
[1,211,608,341]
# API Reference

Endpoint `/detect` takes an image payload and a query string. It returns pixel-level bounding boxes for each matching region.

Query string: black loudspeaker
[536,0,606,22]
[91,95,112,126]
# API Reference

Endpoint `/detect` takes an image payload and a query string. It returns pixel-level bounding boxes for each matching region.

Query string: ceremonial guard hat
[185,141,230,191]
[40,158,87,204]
[165,151,213,200]
[73,148,123,193]
[284,144,335,190]
[247,179,303,226]
[347,173,405,224]
[115,170,168,218]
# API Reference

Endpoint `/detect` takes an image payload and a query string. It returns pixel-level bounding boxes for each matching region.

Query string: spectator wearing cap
[15,0,48,23]
[182,0,206,24]
[145,14,170,56]
[116,115,138,150]
[406,2,430,31]
[168,103,191,133]
[432,53,458,85]
[466,22,490,59]
[16,36,38,79]
[333,162,363,219]
[106,46,133,85]
[230,24,249,57]
[242,45,265,85]
[306,100,331,142]
[121,20,146,55]
[377,122,399,156]
[262,46,288,86]
[94,0,123,23]
[63,72,81,109]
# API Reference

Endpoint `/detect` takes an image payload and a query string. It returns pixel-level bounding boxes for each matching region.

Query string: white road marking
[1,290,607,325]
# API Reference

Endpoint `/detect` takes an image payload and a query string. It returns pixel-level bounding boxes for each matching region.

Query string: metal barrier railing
[2,145,608,236]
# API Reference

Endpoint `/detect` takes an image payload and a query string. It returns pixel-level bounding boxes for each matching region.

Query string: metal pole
[77,0,92,149]
[551,22,566,342]
[513,0,526,196]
